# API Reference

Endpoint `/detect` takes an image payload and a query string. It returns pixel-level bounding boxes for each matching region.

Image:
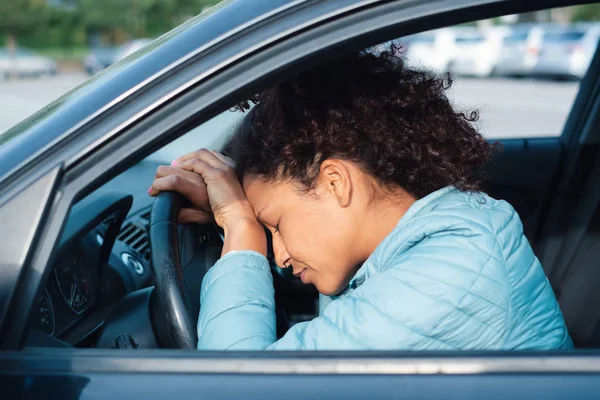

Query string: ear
[319,159,353,207]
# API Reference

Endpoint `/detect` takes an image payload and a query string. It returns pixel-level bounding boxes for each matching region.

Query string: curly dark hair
[226,45,496,199]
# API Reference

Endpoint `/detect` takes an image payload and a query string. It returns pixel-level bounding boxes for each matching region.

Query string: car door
[2,0,600,398]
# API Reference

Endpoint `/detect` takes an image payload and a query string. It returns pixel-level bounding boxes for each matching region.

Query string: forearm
[197,250,276,350]
[221,218,267,258]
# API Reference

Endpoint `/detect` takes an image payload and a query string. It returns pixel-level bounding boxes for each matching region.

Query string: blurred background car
[403,27,482,74]
[494,24,577,77]
[376,21,600,81]
[450,26,513,77]
[83,46,118,76]
[113,39,153,63]
[534,24,600,79]
[0,47,57,80]
[494,24,540,77]
[83,39,152,76]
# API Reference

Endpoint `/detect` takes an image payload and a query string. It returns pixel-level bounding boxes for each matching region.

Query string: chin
[314,281,346,297]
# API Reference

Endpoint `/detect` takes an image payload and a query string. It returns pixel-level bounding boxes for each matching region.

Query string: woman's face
[242,169,366,296]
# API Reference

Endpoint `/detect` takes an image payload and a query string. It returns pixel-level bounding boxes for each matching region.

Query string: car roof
[0,0,301,180]
[0,47,41,57]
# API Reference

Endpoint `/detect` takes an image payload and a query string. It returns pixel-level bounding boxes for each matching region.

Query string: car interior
[21,3,600,351]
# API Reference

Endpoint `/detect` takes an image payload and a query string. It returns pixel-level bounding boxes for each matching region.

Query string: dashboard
[30,242,101,340]
[26,190,153,347]
[25,160,316,348]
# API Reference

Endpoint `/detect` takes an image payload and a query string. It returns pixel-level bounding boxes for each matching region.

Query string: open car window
[392,18,593,139]
[8,0,600,358]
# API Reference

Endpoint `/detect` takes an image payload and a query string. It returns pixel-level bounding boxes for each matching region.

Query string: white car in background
[450,26,513,77]
[495,24,569,77]
[402,27,481,74]
[534,24,599,79]
[0,47,57,80]
[113,39,153,63]
[83,39,154,76]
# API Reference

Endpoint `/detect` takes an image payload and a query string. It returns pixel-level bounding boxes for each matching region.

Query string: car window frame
[2,0,600,366]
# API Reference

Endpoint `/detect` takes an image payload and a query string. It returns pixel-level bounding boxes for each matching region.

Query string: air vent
[117,210,151,261]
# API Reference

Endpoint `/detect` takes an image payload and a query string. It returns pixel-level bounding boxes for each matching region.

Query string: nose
[272,232,291,269]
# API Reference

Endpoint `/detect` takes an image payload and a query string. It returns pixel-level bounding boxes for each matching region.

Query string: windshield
[0,2,231,150]
[504,32,530,43]
[543,31,585,42]
[455,36,485,43]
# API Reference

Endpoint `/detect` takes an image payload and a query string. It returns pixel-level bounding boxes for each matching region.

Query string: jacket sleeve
[196,250,277,350]
[197,226,512,350]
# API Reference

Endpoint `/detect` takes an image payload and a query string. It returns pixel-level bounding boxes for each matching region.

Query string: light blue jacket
[197,187,573,350]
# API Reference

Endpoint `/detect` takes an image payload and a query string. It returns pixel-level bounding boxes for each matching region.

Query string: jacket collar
[343,186,457,293]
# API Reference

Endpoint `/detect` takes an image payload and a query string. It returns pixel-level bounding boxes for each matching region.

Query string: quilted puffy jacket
[197,186,573,350]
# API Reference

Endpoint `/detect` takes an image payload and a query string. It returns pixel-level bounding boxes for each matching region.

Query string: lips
[293,268,308,283]
[292,269,304,278]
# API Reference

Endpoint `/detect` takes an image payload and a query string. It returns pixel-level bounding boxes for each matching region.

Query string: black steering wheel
[148,192,197,349]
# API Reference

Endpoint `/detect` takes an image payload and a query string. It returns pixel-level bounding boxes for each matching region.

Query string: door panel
[3,371,600,400]
[2,352,600,400]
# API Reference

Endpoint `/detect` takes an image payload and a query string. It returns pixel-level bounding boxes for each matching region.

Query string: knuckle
[156,165,169,177]
[212,169,227,179]
[187,157,203,167]
[167,175,183,187]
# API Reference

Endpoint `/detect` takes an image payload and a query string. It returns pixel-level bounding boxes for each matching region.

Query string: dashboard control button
[121,253,145,276]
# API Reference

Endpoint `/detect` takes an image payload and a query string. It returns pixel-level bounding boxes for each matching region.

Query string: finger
[174,148,223,168]
[178,208,214,224]
[149,175,210,212]
[155,165,204,183]
[171,149,203,166]
[209,150,236,169]
[177,157,214,179]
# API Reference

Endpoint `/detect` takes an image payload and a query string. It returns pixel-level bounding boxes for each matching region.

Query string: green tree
[77,0,219,44]
[571,4,600,22]
[79,0,132,44]
[0,0,49,50]
[0,0,50,78]
[48,2,85,52]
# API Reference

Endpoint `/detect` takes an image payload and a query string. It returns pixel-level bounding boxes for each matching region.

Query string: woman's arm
[197,251,276,349]
[197,231,511,351]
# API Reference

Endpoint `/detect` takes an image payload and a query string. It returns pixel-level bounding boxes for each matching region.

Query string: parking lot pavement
[449,77,579,139]
[0,73,89,134]
[0,73,580,140]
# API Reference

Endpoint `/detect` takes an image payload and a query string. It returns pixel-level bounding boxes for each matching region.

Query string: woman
[149,49,572,350]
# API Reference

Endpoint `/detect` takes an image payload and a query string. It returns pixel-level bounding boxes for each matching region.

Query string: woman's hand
[149,163,212,224]
[149,149,266,256]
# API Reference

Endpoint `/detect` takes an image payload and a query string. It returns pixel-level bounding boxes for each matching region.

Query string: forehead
[242,175,282,213]
[243,175,307,220]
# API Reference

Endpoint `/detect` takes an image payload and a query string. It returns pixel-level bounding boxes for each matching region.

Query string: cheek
[279,216,318,261]
[286,205,355,269]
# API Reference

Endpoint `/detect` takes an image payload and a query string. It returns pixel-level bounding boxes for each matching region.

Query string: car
[534,24,600,79]
[493,23,566,77]
[83,46,119,76]
[450,25,514,77]
[2,0,600,398]
[83,40,153,76]
[112,38,153,63]
[0,47,57,79]
[402,26,482,74]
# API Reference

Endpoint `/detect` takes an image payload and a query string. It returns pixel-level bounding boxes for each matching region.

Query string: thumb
[178,208,214,224]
